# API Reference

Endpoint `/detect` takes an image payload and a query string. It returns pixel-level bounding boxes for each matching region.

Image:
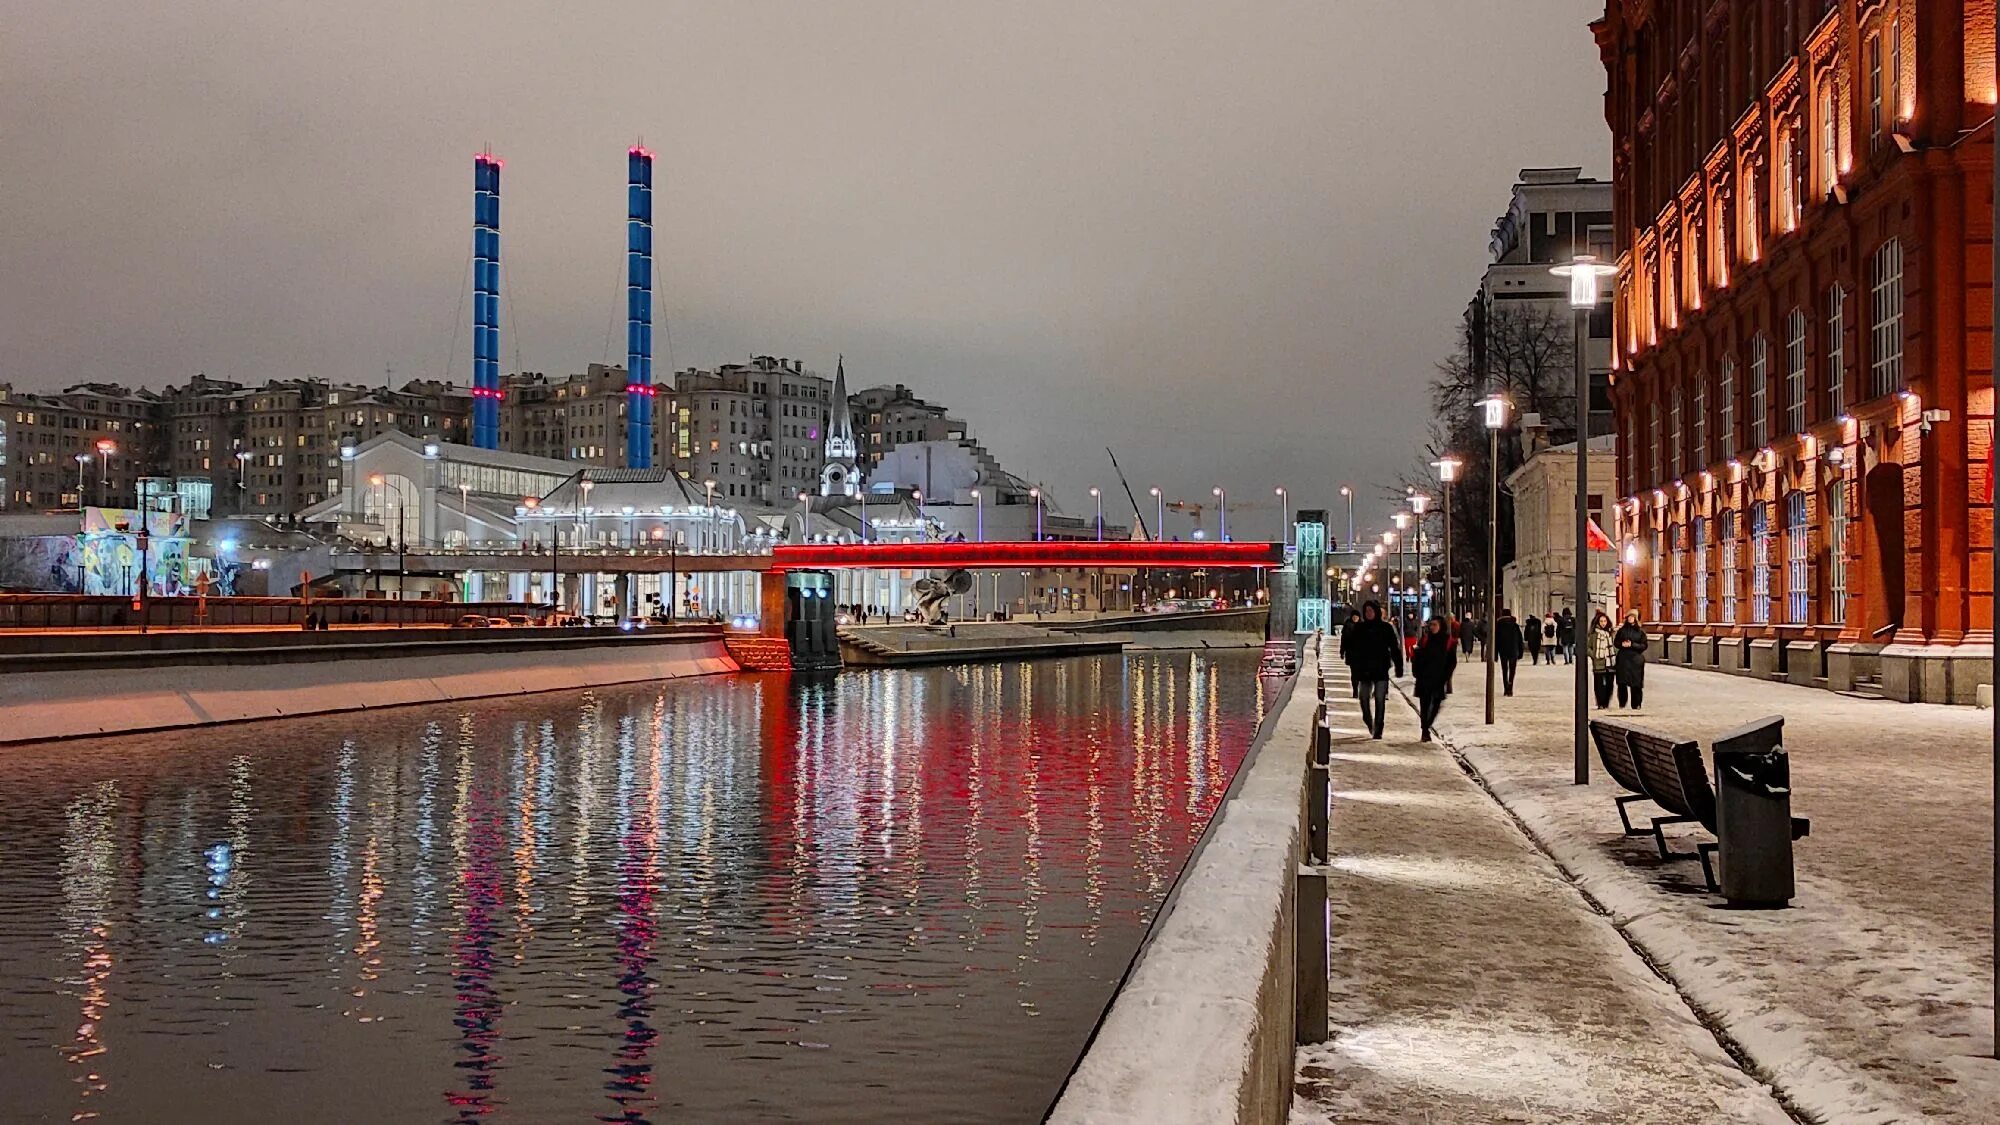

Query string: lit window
[1749,336,1770,448]
[1784,491,1810,624]
[1827,286,1847,417]
[1785,309,1808,433]
[1827,477,1848,625]
[1870,240,1904,398]
[1720,357,1737,454]
[1751,501,1772,624]
[1692,515,1710,622]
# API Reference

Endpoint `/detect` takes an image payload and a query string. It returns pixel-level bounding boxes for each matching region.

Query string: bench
[1588,716,1810,893]
[1586,722,1653,838]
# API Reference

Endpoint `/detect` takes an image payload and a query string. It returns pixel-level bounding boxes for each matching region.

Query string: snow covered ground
[1408,657,1998,1123]
[1292,655,1791,1124]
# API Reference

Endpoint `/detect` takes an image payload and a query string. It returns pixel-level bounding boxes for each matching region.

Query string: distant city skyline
[0,0,1609,546]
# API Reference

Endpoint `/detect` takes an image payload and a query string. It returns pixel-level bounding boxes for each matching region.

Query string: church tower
[820,356,861,498]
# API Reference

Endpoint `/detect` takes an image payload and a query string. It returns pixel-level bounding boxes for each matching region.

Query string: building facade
[1503,435,1621,619]
[1478,167,1618,437]
[667,356,833,504]
[1595,0,1994,702]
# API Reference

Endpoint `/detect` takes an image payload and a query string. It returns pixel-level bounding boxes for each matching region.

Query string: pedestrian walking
[1412,615,1457,742]
[1523,613,1543,665]
[1493,607,1524,696]
[1614,611,1649,710]
[1588,609,1616,708]
[1458,613,1476,657]
[1555,609,1575,665]
[1339,600,1403,739]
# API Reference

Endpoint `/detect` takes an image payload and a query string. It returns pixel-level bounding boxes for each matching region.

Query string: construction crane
[1105,447,1149,539]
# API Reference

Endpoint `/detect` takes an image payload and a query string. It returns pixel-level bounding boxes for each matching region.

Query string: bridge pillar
[759,571,787,638]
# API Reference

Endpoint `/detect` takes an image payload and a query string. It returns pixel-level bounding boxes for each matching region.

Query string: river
[0,650,1272,1123]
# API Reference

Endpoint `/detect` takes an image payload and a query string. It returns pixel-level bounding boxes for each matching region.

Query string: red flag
[1586,517,1613,552]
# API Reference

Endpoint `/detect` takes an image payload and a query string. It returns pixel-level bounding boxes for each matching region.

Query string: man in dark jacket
[1523,613,1543,665]
[1492,607,1525,696]
[1339,600,1403,739]
[1555,608,1575,665]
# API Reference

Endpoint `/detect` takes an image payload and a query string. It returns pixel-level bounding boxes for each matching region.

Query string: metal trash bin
[1712,716,1798,907]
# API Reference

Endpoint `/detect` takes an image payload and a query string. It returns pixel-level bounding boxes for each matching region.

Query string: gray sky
[2,0,1607,544]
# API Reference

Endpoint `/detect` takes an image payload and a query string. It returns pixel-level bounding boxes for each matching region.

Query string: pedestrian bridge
[332,539,1284,576]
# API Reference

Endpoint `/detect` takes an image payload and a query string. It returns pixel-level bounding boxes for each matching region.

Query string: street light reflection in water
[0,651,1271,1124]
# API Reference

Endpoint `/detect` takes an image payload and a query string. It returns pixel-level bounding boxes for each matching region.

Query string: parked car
[505,614,532,628]
[452,614,491,629]
[486,617,514,628]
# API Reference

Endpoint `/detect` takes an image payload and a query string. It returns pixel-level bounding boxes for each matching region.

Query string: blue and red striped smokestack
[625,146,655,468]
[472,153,503,449]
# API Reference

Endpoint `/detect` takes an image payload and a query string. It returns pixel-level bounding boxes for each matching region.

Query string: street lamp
[970,488,984,542]
[1432,457,1461,619]
[1090,486,1103,541]
[1030,487,1043,541]
[1390,517,1409,635]
[797,490,811,541]
[368,473,408,602]
[1212,486,1228,541]
[1479,394,1510,724]
[912,489,926,540]
[1275,486,1289,548]
[74,453,90,507]
[703,479,717,552]
[236,449,253,501]
[1148,486,1164,541]
[93,439,115,507]
[1338,485,1354,550]
[1552,253,1616,786]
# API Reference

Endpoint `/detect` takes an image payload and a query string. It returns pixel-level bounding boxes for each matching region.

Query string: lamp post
[1212,486,1228,541]
[369,473,408,601]
[1552,252,1617,786]
[1433,458,1461,619]
[1275,486,1289,548]
[703,479,717,552]
[236,449,252,505]
[74,454,90,507]
[1090,487,1103,541]
[1389,520,1407,636]
[797,491,811,542]
[1479,395,1509,724]
[94,439,115,508]
[1338,485,1353,550]
[1149,486,1163,541]
[1030,487,1043,541]
[1409,494,1430,621]
[970,488,984,542]
[913,489,926,541]
[458,483,471,547]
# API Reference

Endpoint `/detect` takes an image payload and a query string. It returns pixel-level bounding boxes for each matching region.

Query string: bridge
[331,539,1285,576]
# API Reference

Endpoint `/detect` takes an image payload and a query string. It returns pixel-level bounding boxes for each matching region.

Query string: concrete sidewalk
[1292,655,1789,1123]
[1415,658,1998,1123]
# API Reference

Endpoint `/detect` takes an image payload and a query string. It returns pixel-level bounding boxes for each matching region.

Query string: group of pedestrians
[1337,600,1459,742]
[1342,600,1654,742]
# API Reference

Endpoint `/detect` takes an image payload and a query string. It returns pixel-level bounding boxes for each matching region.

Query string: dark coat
[1493,616,1525,661]
[1614,623,1649,685]
[1412,631,1457,698]
[1523,616,1543,649]
[1555,612,1575,645]
[1341,615,1404,682]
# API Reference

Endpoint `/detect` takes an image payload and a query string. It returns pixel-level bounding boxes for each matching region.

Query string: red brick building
[1594,0,1994,702]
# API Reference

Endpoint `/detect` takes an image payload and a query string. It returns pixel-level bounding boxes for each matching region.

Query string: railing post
[1307,760,1330,863]
[1294,864,1329,1044]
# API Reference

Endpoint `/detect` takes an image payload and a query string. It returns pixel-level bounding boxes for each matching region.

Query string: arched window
[1749,335,1771,447]
[1751,501,1773,624]
[1826,477,1848,626]
[1719,508,1740,624]
[1692,515,1710,623]
[1784,491,1810,624]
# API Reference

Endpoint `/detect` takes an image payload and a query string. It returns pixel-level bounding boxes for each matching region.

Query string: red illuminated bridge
[769,540,1284,571]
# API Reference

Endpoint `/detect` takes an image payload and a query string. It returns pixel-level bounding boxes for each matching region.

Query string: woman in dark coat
[1411,615,1457,742]
[1613,610,1649,710]
[1523,613,1544,664]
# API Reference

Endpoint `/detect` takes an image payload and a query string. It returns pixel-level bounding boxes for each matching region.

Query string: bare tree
[1420,303,1579,606]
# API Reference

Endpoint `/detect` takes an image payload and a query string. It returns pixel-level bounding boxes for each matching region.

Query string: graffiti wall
[0,510,238,597]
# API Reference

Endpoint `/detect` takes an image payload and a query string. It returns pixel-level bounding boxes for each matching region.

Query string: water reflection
[1,651,1267,1124]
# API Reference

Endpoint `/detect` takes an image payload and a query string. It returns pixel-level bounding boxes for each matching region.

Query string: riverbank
[0,630,734,746]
